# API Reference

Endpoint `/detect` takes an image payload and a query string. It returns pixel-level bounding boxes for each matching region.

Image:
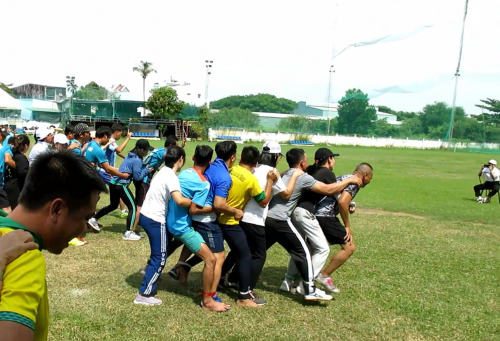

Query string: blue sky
[1,0,498,114]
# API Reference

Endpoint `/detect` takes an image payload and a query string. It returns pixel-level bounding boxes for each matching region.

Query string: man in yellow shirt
[0,151,107,341]
[218,146,277,308]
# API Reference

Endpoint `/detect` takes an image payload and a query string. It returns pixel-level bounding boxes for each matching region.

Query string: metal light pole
[204,60,213,107]
[327,65,335,135]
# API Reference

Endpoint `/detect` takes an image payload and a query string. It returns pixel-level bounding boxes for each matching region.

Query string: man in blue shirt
[167,145,229,312]
[84,126,129,232]
[0,138,14,212]
[69,123,91,155]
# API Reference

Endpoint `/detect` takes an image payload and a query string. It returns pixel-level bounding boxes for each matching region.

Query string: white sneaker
[132,231,143,239]
[477,197,484,203]
[315,274,341,294]
[133,293,162,306]
[140,266,147,276]
[87,218,100,232]
[295,281,305,295]
[279,278,294,292]
[123,231,141,241]
[305,288,332,301]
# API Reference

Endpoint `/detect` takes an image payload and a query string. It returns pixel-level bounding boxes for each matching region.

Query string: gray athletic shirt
[267,169,318,221]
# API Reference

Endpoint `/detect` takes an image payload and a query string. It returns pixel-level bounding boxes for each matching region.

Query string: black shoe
[250,291,266,305]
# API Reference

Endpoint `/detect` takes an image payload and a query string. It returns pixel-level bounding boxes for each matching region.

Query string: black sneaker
[250,291,266,306]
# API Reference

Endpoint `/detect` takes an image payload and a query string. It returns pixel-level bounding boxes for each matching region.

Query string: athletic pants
[474,181,499,198]
[219,224,252,299]
[221,221,267,290]
[95,183,136,231]
[139,214,168,296]
[286,207,330,279]
[265,216,315,295]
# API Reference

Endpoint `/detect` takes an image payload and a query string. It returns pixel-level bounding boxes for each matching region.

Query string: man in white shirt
[134,146,192,306]
[28,128,54,164]
[474,159,499,203]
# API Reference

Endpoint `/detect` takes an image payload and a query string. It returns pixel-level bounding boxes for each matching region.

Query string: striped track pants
[95,183,136,231]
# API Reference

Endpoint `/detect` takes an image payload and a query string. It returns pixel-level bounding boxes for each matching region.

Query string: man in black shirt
[283,148,343,294]
[315,163,373,293]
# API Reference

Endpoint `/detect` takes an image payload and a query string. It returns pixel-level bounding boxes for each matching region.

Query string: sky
[1,0,499,115]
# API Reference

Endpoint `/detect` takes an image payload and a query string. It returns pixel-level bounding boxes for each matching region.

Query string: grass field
[40,140,499,341]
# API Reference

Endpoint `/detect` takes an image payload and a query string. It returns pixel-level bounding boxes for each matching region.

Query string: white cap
[489,159,497,165]
[54,133,68,144]
[263,141,282,154]
[36,128,52,140]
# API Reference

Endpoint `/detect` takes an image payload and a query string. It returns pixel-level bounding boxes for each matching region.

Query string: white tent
[0,88,21,110]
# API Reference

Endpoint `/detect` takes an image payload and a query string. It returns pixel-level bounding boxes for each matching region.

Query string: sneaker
[305,288,333,301]
[123,231,141,241]
[295,281,305,295]
[140,267,147,276]
[133,293,162,306]
[476,197,483,202]
[69,237,88,246]
[87,218,100,232]
[316,274,341,294]
[132,231,143,238]
[168,267,179,280]
[280,278,294,293]
[120,210,128,218]
[250,291,266,305]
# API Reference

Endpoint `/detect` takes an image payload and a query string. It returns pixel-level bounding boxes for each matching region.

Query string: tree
[208,108,260,130]
[370,119,399,138]
[191,106,209,138]
[210,94,297,114]
[419,102,465,135]
[74,81,110,100]
[0,83,13,96]
[145,87,184,119]
[475,98,500,113]
[337,89,376,135]
[133,61,157,104]
[399,117,424,138]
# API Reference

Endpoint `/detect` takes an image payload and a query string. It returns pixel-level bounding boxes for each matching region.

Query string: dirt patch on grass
[358,208,426,220]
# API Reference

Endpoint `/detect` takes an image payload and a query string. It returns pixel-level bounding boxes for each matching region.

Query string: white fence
[208,128,500,151]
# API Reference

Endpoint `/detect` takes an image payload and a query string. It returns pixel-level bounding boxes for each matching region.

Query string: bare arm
[279,169,303,199]
[116,131,133,154]
[338,191,354,243]
[258,177,275,208]
[99,162,129,179]
[171,191,191,207]
[189,202,212,215]
[4,153,15,169]
[311,177,362,196]
[214,196,243,219]
[67,142,80,150]
[117,152,126,159]
[0,321,34,341]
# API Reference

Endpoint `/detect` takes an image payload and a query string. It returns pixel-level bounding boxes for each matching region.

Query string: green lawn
[43,140,499,341]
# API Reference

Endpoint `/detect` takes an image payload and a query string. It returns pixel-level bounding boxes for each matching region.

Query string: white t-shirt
[482,167,500,182]
[140,166,181,223]
[242,164,287,226]
[28,141,51,164]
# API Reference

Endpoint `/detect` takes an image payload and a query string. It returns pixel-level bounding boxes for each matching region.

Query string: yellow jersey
[0,221,49,341]
[218,165,265,225]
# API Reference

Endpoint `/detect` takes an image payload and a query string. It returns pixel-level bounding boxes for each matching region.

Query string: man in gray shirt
[265,148,362,301]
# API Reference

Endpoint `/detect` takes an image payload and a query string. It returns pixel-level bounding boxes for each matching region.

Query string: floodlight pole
[66,76,75,117]
[327,65,334,135]
[204,60,213,108]
[448,0,469,141]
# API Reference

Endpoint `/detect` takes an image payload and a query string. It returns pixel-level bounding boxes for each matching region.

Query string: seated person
[474,160,499,203]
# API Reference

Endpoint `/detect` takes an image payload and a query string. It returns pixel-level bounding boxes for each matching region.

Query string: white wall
[208,128,500,151]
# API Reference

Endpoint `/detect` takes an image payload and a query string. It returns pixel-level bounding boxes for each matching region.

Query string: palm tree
[133,61,157,104]
[0,83,13,95]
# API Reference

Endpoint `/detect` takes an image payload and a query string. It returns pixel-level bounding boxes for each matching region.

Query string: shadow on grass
[125,265,329,307]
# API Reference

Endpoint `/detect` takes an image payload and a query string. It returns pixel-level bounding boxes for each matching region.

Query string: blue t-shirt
[0,145,13,188]
[142,147,166,184]
[105,140,119,167]
[69,139,82,155]
[3,133,14,147]
[84,140,107,167]
[167,168,210,235]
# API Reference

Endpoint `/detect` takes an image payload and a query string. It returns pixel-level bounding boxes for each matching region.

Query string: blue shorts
[174,227,205,254]
[193,220,224,253]
[98,169,112,185]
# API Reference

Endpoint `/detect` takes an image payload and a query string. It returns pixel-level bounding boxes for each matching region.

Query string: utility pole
[327,65,335,135]
[205,60,213,108]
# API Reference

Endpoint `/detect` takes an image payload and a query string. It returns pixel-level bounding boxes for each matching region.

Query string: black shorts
[316,216,346,245]
[134,181,150,207]
[0,188,10,209]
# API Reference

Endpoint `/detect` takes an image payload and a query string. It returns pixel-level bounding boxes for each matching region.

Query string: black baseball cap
[314,148,339,162]
[136,139,154,151]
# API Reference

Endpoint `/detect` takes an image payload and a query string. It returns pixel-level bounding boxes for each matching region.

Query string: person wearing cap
[93,139,153,241]
[220,141,303,301]
[3,135,31,210]
[264,148,362,301]
[69,123,91,154]
[474,159,499,203]
[28,128,54,164]
[311,162,373,293]
[53,134,69,151]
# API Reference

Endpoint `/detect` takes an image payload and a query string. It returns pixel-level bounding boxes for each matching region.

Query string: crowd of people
[0,122,377,338]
